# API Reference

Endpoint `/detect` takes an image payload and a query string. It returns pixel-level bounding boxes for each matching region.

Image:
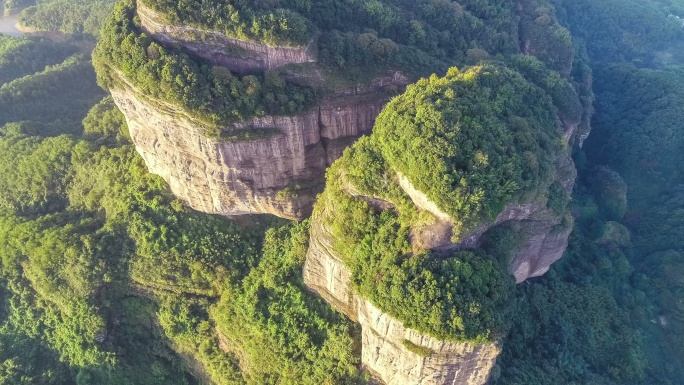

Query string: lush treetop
[93,0,315,129]
[141,0,574,77]
[372,64,563,237]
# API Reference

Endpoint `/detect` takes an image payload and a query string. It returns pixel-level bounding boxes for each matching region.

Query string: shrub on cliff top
[312,64,569,342]
[93,0,315,128]
[318,180,514,343]
[143,0,312,47]
[371,64,563,237]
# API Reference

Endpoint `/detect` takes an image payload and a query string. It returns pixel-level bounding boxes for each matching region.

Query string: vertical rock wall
[111,83,396,219]
[136,3,315,74]
[359,300,501,385]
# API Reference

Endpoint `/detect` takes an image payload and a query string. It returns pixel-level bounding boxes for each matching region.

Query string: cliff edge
[94,0,407,219]
[303,64,581,384]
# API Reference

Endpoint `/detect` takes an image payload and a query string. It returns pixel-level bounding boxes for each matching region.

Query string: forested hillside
[0,33,363,383]
[0,0,682,384]
[492,0,684,383]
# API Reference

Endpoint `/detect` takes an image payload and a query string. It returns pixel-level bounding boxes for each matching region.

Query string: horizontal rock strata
[137,3,315,74]
[111,80,398,219]
[303,216,500,385]
[359,300,500,385]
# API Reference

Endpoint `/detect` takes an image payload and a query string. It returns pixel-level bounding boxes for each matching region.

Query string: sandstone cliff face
[302,88,581,383]
[137,3,315,75]
[302,216,500,385]
[302,210,358,317]
[111,80,397,219]
[396,147,576,284]
[302,184,570,385]
[359,300,500,385]
[109,2,409,219]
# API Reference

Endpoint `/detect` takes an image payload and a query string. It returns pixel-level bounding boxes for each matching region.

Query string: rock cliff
[359,300,500,385]
[303,65,582,384]
[96,1,591,383]
[136,3,315,75]
[103,1,408,219]
[302,172,571,383]
[303,220,500,385]
[110,78,401,219]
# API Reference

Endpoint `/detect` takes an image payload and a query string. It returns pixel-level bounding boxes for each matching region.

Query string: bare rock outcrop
[302,177,571,383]
[136,3,315,75]
[302,217,500,385]
[359,300,500,385]
[111,77,399,219]
[303,64,582,383]
[109,3,409,219]
[302,209,358,317]
[397,152,576,283]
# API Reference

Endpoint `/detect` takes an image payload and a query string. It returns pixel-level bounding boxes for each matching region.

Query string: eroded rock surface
[302,218,500,385]
[111,80,398,219]
[109,2,409,219]
[303,66,582,383]
[359,300,500,385]
[137,3,315,74]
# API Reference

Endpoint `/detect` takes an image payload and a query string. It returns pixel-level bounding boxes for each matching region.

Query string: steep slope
[93,0,583,219]
[92,0,592,383]
[304,64,580,384]
[94,0,409,219]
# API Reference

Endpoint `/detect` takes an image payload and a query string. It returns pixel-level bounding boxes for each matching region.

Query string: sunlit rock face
[303,221,501,385]
[136,4,315,75]
[303,64,583,384]
[106,3,409,219]
[111,82,403,219]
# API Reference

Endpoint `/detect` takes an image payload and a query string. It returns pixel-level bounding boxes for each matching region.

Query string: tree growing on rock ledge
[308,63,572,343]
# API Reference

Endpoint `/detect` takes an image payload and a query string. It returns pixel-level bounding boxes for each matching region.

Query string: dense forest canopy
[18,0,115,39]
[139,0,578,77]
[493,0,684,383]
[0,0,682,384]
[371,65,563,236]
[91,0,579,132]
[93,0,315,128]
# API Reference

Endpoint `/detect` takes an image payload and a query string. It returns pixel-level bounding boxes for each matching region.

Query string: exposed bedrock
[303,213,501,385]
[303,176,573,384]
[111,3,409,219]
[111,81,400,219]
[304,227,501,385]
[137,3,315,75]
[303,66,581,383]
[359,300,501,385]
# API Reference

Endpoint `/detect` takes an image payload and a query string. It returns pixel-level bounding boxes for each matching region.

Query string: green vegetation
[219,126,280,142]
[93,0,315,128]
[321,177,515,342]
[0,35,77,85]
[581,64,684,379]
[313,66,563,342]
[552,0,684,65]
[0,55,105,127]
[213,223,363,384]
[141,0,575,77]
[372,65,562,237]
[1,0,33,16]
[0,34,361,383]
[1,0,684,384]
[143,0,311,47]
[93,0,585,142]
[491,0,684,383]
[401,340,432,358]
[18,0,115,39]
